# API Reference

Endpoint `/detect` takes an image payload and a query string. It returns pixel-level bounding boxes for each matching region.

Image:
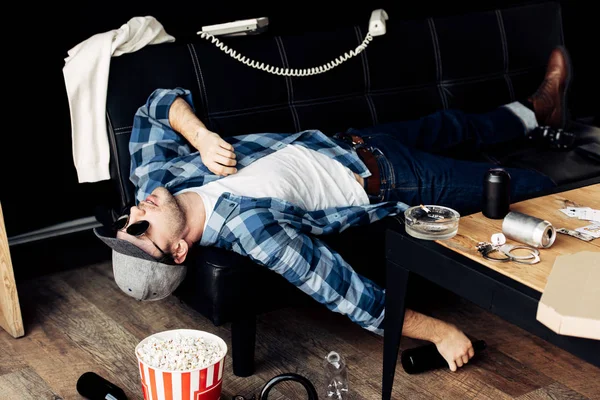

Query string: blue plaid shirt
[130,88,409,334]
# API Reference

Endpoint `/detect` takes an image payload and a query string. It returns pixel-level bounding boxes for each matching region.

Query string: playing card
[559,207,592,217]
[575,223,600,239]
[577,209,600,223]
[559,208,576,217]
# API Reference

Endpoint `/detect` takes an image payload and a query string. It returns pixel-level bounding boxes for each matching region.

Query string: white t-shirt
[177,144,370,231]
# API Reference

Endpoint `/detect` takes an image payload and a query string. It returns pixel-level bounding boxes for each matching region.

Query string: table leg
[382,260,410,400]
[0,203,24,338]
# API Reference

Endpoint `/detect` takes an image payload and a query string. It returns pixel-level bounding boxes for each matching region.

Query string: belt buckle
[350,134,365,148]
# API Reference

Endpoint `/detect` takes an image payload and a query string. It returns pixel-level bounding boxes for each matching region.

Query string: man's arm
[168,98,237,176]
[215,189,475,369]
[129,88,234,203]
[243,227,474,371]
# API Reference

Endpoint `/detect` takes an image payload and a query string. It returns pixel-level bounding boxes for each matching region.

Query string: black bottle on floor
[76,372,128,400]
[401,340,487,374]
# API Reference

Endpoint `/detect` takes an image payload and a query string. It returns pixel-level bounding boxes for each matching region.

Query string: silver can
[502,211,556,248]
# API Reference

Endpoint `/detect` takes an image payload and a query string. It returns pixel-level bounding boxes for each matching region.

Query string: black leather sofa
[104,1,600,377]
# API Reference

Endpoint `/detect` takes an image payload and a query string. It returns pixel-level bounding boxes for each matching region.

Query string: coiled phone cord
[197,31,374,77]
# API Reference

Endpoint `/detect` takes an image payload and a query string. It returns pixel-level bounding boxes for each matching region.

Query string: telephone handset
[197,9,389,77]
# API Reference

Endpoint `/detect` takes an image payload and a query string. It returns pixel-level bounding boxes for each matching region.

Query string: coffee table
[382,183,600,400]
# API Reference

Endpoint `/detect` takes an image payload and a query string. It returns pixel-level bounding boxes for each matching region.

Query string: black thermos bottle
[482,168,511,219]
[401,340,487,374]
[76,372,128,400]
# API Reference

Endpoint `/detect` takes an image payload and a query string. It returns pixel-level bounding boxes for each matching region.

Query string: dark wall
[4,1,597,238]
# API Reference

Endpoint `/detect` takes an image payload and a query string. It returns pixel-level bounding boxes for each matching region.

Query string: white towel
[63,16,175,183]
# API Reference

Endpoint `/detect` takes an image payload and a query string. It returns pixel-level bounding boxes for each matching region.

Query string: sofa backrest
[106,1,564,210]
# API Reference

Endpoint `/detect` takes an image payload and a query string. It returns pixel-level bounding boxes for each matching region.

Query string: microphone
[76,372,128,400]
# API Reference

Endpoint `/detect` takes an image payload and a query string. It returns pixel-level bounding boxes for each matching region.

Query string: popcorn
[136,333,225,371]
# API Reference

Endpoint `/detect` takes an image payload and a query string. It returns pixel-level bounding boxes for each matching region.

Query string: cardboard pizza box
[536,251,600,340]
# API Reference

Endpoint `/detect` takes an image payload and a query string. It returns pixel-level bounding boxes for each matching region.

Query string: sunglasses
[114,214,170,260]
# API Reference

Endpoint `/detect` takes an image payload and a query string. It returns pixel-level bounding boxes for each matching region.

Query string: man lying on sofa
[95,46,570,372]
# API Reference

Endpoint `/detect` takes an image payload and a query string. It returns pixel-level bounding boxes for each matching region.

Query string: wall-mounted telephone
[197,9,389,77]
[200,17,270,37]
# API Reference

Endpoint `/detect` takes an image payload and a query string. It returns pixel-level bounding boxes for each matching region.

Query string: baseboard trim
[8,216,102,247]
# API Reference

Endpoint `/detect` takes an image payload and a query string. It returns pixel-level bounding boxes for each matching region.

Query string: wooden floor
[1,261,599,400]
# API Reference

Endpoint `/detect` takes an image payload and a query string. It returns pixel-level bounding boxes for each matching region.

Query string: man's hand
[434,324,475,372]
[194,129,237,176]
[167,97,237,176]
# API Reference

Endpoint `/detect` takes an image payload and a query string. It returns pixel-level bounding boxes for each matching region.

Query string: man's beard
[153,187,186,239]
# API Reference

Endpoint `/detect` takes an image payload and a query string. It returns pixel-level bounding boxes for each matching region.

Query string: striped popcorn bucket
[135,329,228,400]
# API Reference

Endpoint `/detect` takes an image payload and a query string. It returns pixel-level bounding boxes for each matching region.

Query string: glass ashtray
[404,205,460,240]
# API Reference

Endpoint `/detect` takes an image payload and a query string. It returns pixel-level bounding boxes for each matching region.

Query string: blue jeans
[350,106,556,214]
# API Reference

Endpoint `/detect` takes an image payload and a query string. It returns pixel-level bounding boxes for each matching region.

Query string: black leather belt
[337,133,381,196]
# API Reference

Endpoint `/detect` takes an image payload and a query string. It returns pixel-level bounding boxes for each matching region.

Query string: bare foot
[434,323,475,372]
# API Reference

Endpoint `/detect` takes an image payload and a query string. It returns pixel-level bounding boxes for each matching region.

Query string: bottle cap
[491,233,506,246]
